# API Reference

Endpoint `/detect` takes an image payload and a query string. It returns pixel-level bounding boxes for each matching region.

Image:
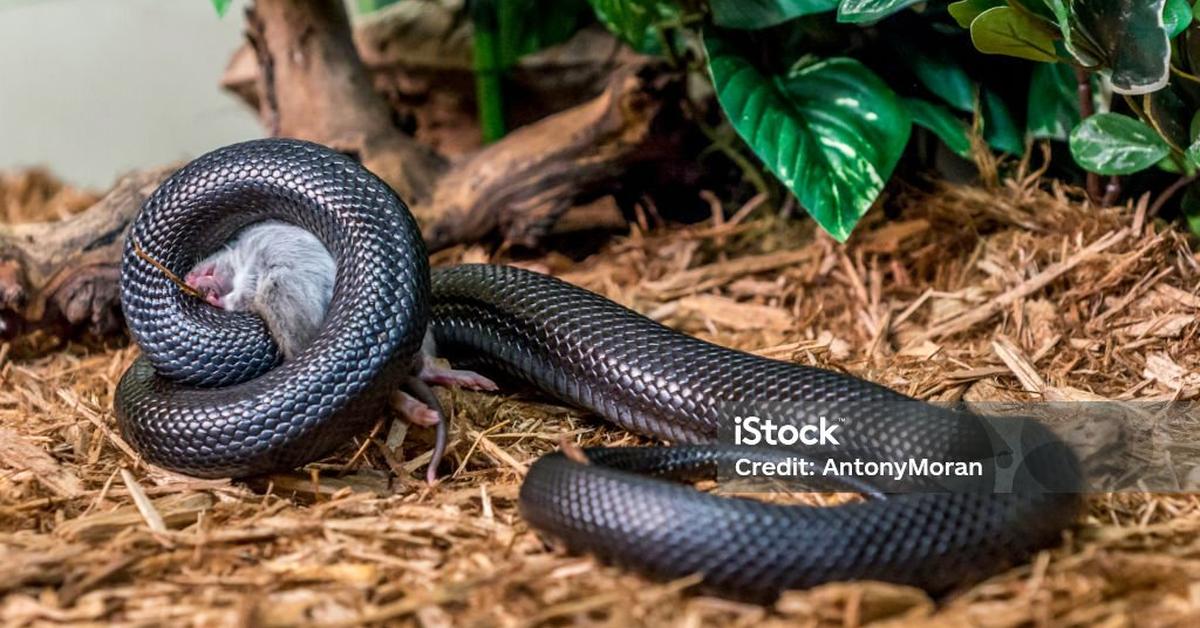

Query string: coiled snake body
[116,139,1082,601]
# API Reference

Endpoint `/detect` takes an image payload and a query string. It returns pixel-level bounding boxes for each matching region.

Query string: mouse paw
[420,355,498,391]
[392,390,442,427]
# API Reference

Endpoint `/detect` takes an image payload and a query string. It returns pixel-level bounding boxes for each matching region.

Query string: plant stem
[1102,175,1121,206]
[1148,174,1198,219]
[655,25,771,202]
[471,0,505,143]
[1074,67,1103,204]
[1171,64,1200,84]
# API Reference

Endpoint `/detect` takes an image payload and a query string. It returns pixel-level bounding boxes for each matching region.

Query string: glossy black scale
[116,139,1082,602]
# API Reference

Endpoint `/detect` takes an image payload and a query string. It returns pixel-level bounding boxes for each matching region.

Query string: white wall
[0,0,263,188]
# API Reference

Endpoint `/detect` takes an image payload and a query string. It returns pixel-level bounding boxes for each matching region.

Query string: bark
[419,61,684,249]
[0,3,687,340]
[245,0,446,202]
[0,169,171,339]
[223,2,634,157]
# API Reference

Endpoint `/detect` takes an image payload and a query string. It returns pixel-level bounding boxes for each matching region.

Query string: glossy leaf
[710,0,837,29]
[1010,0,1057,22]
[1056,0,1170,95]
[1146,83,1192,150]
[1185,108,1200,171]
[983,89,1024,155]
[909,49,975,112]
[947,0,1005,28]
[1187,139,1200,169]
[1026,63,1080,141]
[211,0,231,17]
[705,34,911,240]
[1158,154,1187,173]
[1165,0,1193,37]
[836,0,922,24]
[969,6,1058,62]
[587,0,680,52]
[1041,0,1098,65]
[1069,113,1170,174]
[907,98,972,158]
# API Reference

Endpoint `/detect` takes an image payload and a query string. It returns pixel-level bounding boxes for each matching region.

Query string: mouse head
[185,259,233,308]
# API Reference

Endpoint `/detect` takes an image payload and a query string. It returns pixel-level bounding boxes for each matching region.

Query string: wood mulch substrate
[3,163,1200,626]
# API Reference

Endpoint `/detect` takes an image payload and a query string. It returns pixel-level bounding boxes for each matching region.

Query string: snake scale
[115,139,1082,601]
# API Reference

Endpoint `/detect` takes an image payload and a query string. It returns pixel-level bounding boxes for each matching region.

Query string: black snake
[115,139,1082,601]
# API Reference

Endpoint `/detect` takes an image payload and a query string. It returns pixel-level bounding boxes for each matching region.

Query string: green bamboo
[471,0,507,143]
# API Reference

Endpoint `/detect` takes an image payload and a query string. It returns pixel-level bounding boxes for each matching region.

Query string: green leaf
[1010,0,1057,22]
[1185,111,1200,169]
[1187,24,1200,76]
[907,98,972,158]
[1026,62,1080,141]
[1069,113,1171,174]
[947,0,1005,28]
[1187,139,1200,168]
[587,0,680,52]
[1165,0,1194,38]
[1057,0,1170,95]
[1041,1,1076,42]
[705,34,911,240]
[983,89,1024,154]
[498,0,590,67]
[357,0,402,13]
[1146,83,1192,149]
[211,0,231,17]
[1158,153,1187,173]
[968,6,1058,62]
[836,0,922,24]
[1181,182,1200,234]
[711,0,837,29]
[909,49,975,112]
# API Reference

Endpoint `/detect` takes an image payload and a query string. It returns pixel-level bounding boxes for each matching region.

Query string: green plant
[952,1,1200,212]
[468,0,593,142]
[356,0,405,12]
[588,0,1029,240]
[950,0,1200,213]
[210,0,1200,240]
[216,0,590,144]
[579,0,1200,240]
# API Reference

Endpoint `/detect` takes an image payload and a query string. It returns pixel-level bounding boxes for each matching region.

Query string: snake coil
[116,139,1083,602]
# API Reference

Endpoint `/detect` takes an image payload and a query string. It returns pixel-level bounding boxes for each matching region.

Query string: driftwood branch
[0,2,689,340]
[0,169,170,339]
[222,2,634,157]
[419,61,684,249]
[245,0,446,202]
[0,64,683,338]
